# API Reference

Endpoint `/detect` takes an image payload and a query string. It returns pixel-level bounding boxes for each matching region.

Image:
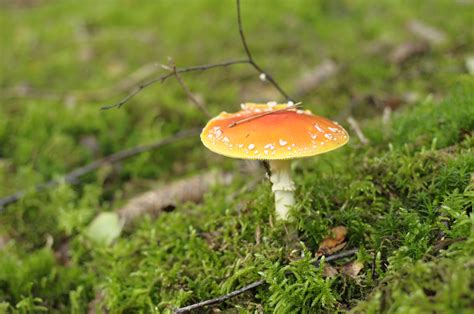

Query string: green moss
[1,0,473,312]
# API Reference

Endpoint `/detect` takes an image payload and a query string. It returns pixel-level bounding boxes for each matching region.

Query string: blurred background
[0,0,473,312]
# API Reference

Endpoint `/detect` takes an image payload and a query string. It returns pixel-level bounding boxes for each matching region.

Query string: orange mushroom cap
[200,103,349,160]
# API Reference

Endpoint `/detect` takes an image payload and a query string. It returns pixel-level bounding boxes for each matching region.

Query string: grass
[0,0,473,312]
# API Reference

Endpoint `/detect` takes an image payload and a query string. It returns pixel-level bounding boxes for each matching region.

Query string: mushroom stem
[269,160,295,220]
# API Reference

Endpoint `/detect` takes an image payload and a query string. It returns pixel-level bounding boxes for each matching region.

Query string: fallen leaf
[341,261,364,278]
[316,226,348,257]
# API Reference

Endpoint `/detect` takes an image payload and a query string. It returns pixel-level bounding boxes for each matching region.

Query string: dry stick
[174,280,265,314]
[102,0,293,110]
[229,102,302,128]
[0,129,200,211]
[235,0,293,102]
[164,60,212,117]
[101,60,249,110]
[174,248,359,313]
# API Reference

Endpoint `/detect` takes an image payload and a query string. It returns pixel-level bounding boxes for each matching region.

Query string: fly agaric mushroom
[200,102,349,220]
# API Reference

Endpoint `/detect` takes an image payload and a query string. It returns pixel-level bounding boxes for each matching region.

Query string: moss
[1,0,473,312]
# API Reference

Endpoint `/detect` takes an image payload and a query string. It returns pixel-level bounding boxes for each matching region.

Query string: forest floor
[1,0,473,313]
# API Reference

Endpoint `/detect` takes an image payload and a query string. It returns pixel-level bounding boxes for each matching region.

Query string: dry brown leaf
[316,226,348,257]
[341,261,364,278]
[331,226,347,242]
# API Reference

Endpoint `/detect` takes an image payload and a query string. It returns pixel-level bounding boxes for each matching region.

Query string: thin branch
[174,248,358,313]
[164,59,212,117]
[174,279,265,313]
[236,0,254,61]
[228,102,302,128]
[101,60,249,110]
[102,0,293,110]
[0,129,200,210]
[236,0,293,102]
[316,248,359,265]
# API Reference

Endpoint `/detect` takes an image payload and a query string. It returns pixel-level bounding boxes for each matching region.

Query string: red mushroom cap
[200,103,349,160]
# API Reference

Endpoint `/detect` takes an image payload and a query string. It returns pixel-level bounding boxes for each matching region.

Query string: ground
[0,0,473,313]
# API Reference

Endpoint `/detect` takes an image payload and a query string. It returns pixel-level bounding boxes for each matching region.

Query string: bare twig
[102,0,293,110]
[236,0,293,102]
[0,129,200,210]
[174,248,358,313]
[101,60,249,109]
[431,237,467,252]
[174,279,265,313]
[317,248,359,264]
[164,59,212,117]
[347,116,369,145]
[228,102,302,128]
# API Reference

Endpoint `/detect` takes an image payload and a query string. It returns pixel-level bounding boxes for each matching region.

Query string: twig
[174,248,358,313]
[235,0,293,102]
[316,248,359,265]
[164,59,212,117]
[346,116,369,145]
[174,279,265,313]
[228,102,302,128]
[102,0,293,110]
[0,129,200,210]
[101,60,248,109]
[431,237,467,252]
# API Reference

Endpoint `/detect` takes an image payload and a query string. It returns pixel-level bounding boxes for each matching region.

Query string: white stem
[269,160,295,220]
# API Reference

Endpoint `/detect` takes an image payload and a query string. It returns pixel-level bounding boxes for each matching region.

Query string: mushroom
[200,102,349,220]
